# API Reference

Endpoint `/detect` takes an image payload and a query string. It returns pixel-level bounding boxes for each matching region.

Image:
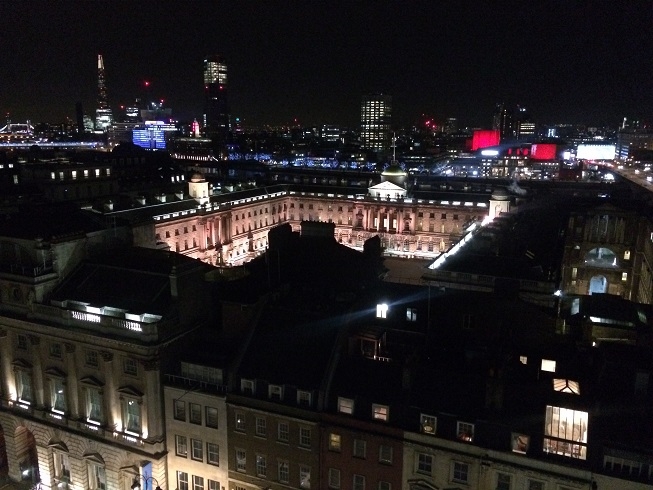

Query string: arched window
[584,247,617,268]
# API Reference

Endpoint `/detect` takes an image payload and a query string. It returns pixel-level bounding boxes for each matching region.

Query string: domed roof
[190,172,205,183]
[491,187,510,200]
[381,162,407,177]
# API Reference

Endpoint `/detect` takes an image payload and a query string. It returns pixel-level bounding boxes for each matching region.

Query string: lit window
[353,439,366,458]
[299,466,311,489]
[416,453,432,474]
[543,405,588,459]
[87,461,106,490]
[511,433,530,454]
[338,397,354,414]
[328,433,341,451]
[541,359,556,372]
[328,468,340,489]
[379,445,393,464]
[86,387,102,423]
[622,272,628,282]
[452,461,469,483]
[406,308,417,321]
[95,168,100,177]
[457,421,474,442]
[71,170,77,180]
[255,417,267,437]
[175,435,187,457]
[235,412,245,431]
[420,414,436,434]
[519,355,528,365]
[624,250,631,260]
[123,399,141,434]
[84,169,89,178]
[372,404,389,421]
[16,369,33,403]
[553,379,580,395]
[53,451,71,483]
[256,454,267,476]
[235,448,246,472]
[278,421,289,442]
[50,378,66,413]
[207,442,219,465]
[376,303,388,318]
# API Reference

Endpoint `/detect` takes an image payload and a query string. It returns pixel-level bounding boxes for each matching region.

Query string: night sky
[2,1,652,128]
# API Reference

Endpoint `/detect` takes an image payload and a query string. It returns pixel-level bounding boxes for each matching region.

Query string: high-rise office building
[514,105,536,140]
[95,54,113,131]
[360,94,392,154]
[203,55,229,142]
[492,103,513,140]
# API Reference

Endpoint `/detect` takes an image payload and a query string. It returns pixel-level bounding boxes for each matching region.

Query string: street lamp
[131,476,162,490]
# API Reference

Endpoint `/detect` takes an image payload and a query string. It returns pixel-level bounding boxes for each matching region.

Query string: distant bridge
[0,122,34,134]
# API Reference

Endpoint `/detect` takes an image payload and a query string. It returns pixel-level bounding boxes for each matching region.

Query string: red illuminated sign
[530,144,557,160]
[471,130,500,151]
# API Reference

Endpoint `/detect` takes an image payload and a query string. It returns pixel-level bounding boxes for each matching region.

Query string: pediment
[369,181,406,192]
[83,452,105,465]
[80,375,104,387]
[12,358,32,369]
[117,385,144,397]
[47,440,69,452]
[45,366,67,378]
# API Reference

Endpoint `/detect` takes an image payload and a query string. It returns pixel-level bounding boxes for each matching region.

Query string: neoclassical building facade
[141,175,497,267]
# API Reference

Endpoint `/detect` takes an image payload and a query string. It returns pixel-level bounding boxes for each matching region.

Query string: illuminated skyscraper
[95,54,113,131]
[360,93,392,154]
[203,55,229,142]
[492,103,513,140]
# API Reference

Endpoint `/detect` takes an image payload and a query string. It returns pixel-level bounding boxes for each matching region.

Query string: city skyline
[2,1,652,128]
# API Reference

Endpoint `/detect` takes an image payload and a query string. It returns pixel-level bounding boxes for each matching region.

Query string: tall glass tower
[95,54,113,131]
[360,94,392,154]
[203,55,229,142]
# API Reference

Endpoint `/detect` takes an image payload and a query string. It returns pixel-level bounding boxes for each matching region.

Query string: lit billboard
[576,144,615,160]
[471,130,500,151]
[530,143,557,161]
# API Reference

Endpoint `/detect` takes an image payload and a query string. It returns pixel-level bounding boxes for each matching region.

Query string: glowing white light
[481,149,499,156]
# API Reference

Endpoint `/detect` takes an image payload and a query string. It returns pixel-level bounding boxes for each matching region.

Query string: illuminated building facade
[361,94,392,154]
[203,55,229,142]
[138,177,486,267]
[132,121,178,150]
[95,55,113,131]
